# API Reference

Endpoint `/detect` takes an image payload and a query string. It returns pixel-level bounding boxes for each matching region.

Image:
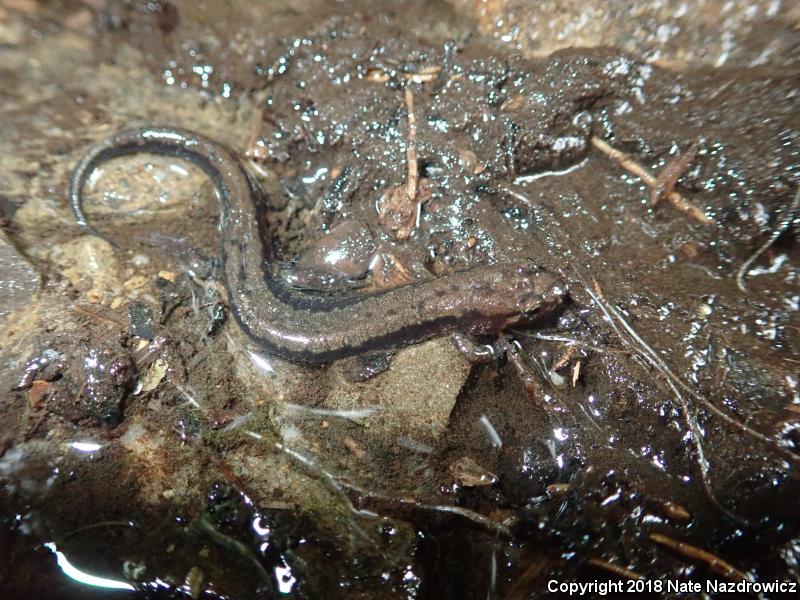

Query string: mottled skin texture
[70,127,567,363]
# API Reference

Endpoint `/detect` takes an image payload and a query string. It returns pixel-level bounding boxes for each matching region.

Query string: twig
[404,87,418,202]
[649,533,752,582]
[736,186,799,292]
[587,558,644,580]
[591,137,712,224]
[654,500,692,523]
[418,503,512,535]
[339,480,512,536]
[650,141,700,207]
[72,304,125,328]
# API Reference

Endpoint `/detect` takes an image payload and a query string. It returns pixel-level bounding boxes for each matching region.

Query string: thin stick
[404,88,419,203]
[339,480,512,536]
[591,137,712,224]
[650,141,700,207]
[587,558,644,580]
[649,533,752,582]
[657,500,692,522]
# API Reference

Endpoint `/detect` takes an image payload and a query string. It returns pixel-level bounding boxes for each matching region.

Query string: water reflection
[44,542,135,592]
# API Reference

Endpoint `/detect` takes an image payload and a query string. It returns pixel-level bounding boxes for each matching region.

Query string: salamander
[70,127,567,363]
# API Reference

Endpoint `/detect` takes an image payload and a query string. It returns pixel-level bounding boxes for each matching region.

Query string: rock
[0,231,41,322]
[450,456,498,487]
[324,337,471,442]
[47,236,121,303]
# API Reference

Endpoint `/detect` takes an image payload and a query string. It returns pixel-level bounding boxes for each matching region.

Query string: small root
[72,304,125,328]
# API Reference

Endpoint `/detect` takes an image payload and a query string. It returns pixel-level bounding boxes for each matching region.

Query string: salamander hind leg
[338,350,396,382]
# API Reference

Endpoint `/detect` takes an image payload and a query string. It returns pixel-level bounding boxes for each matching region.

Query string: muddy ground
[0,1,798,598]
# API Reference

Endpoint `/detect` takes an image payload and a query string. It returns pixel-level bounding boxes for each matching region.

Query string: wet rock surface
[0,1,799,599]
[446,0,800,69]
[0,231,40,322]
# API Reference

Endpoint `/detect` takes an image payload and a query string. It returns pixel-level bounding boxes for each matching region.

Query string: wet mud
[0,0,799,598]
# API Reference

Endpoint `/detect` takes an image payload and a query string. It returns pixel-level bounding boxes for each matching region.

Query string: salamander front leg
[450,332,511,365]
[452,332,542,396]
[504,337,541,396]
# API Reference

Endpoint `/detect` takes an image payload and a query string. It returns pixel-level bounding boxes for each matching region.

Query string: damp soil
[0,1,799,599]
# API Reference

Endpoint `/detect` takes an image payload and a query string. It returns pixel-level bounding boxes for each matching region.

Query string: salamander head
[511,264,567,323]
